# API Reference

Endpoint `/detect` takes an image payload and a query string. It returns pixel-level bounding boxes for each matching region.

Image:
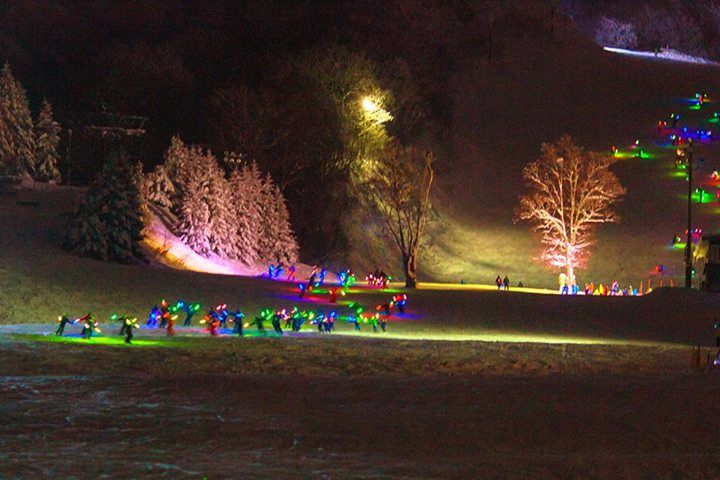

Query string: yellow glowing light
[362,97,379,113]
[361,96,393,123]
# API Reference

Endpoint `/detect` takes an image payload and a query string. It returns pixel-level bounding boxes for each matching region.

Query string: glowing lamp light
[362,97,379,113]
[361,96,393,124]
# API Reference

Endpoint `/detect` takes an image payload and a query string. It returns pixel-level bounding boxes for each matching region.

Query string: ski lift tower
[82,111,148,162]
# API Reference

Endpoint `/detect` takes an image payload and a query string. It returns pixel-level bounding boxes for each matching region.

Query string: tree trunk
[403,253,417,288]
[565,257,575,287]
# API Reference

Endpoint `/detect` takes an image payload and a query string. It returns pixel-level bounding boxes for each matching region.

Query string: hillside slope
[2,186,719,347]
[413,19,720,288]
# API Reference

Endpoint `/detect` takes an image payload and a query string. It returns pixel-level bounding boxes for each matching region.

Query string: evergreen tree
[131,160,150,220]
[257,172,299,263]
[205,150,239,258]
[64,153,146,263]
[173,144,213,256]
[146,164,175,208]
[255,172,276,261]
[34,99,62,182]
[229,167,260,261]
[160,138,300,265]
[268,182,299,264]
[0,63,36,176]
[163,135,190,181]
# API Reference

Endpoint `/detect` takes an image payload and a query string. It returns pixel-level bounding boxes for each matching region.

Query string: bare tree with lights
[366,141,434,288]
[516,136,626,285]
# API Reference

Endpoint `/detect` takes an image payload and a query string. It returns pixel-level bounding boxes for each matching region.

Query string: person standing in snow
[558,272,568,294]
[79,313,98,338]
[123,317,139,344]
[55,314,76,336]
[232,310,245,336]
[272,310,284,335]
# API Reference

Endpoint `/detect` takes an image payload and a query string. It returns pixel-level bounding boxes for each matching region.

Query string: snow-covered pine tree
[64,152,146,263]
[229,167,260,262]
[0,63,36,176]
[163,135,190,181]
[34,99,62,182]
[253,169,275,262]
[132,160,150,220]
[257,172,299,264]
[158,138,296,263]
[204,150,239,258]
[267,181,299,264]
[173,144,213,256]
[145,164,175,208]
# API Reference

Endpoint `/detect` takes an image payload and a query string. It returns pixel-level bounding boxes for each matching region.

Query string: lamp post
[684,138,694,288]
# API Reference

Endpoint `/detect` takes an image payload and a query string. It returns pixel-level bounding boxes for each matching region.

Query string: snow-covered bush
[595,16,638,49]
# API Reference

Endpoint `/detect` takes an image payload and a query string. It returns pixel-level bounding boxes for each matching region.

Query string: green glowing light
[22,334,163,347]
[333,330,672,346]
[692,189,715,204]
[669,170,688,179]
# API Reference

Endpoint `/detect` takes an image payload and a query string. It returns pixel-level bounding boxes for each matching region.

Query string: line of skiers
[54,292,409,342]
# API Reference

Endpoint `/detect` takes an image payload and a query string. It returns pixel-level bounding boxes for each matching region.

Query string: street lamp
[361,96,393,124]
[362,97,379,113]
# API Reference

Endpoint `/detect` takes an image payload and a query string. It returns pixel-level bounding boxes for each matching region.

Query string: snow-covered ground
[143,214,263,276]
[412,25,720,289]
[603,46,720,66]
[0,332,718,478]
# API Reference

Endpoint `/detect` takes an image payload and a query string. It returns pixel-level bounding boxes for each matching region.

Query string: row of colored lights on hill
[608,93,720,256]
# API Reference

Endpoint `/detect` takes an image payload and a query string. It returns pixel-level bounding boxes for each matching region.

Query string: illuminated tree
[365,141,434,288]
[171,142,237,258]
[145,164,175,209]
[229,165,260,261]
[34,99,62,182]
[0,63,36,176]
[259,173,299,264]
[159,138,298,264]
[516,136,626,284]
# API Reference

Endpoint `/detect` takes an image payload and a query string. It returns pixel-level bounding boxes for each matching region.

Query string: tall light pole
[685,138,694,288]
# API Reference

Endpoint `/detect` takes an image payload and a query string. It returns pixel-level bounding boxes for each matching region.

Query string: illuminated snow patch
[603,47,720,66]
[142,215,262,276]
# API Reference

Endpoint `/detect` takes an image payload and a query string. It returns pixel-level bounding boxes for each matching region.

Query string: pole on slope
[685,138,694,288]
